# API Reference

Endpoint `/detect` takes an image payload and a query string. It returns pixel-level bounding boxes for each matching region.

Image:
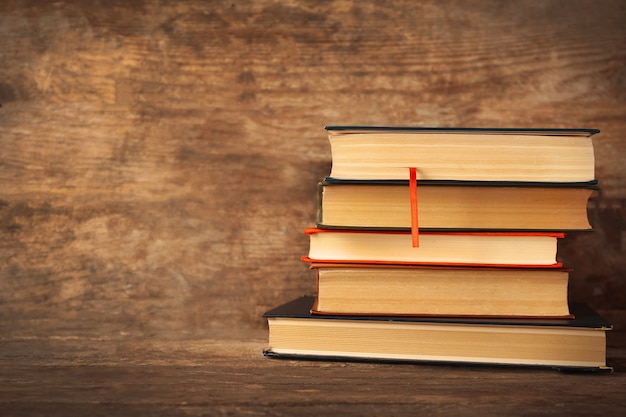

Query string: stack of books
[264,126,612,371]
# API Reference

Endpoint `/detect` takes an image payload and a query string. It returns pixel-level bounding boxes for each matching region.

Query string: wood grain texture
[0,334,624,416]
[0,0,625,350]
[1,1,626,414]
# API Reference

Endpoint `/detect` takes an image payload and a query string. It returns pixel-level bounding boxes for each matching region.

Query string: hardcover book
[317,180,596,231]
[310,263,572,318]
[303,228,564,268]
[325,126,598,182]
[264,296,612,371]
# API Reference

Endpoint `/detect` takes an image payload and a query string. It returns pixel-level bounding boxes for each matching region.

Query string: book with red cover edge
[304,227,566,238]
[309,263,575,319]
[302,228,565,269]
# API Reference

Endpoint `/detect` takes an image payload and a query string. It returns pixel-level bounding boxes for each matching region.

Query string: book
[317,180,596,231]
[325,126,598,182]
[263,296,612,370]
[311,263,571,318]
[303,228,564,268]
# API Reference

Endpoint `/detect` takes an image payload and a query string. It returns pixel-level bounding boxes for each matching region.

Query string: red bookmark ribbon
[409,167,419,247]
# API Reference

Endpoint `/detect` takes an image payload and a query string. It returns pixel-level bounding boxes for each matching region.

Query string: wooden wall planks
[1,0,625,341]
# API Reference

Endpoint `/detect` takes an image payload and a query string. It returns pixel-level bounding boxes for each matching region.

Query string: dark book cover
[263,296,612,329]
[324,126,600,136]
[321,178,600,188]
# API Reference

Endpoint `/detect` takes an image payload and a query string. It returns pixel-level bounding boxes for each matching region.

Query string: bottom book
[263,296,612,371]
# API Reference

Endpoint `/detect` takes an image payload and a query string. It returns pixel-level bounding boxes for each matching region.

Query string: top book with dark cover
[324,126,598,182]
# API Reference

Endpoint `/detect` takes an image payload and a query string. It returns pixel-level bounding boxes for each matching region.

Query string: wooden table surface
[1,330,625,416]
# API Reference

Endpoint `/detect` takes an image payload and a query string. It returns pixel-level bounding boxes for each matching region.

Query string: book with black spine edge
[263,296,613,372]
[324,126,600,136]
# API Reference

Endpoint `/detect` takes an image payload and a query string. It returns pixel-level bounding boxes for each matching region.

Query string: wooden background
[1,1,626,414]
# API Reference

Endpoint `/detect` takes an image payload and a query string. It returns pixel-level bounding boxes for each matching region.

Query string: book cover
[324,126,600,136]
